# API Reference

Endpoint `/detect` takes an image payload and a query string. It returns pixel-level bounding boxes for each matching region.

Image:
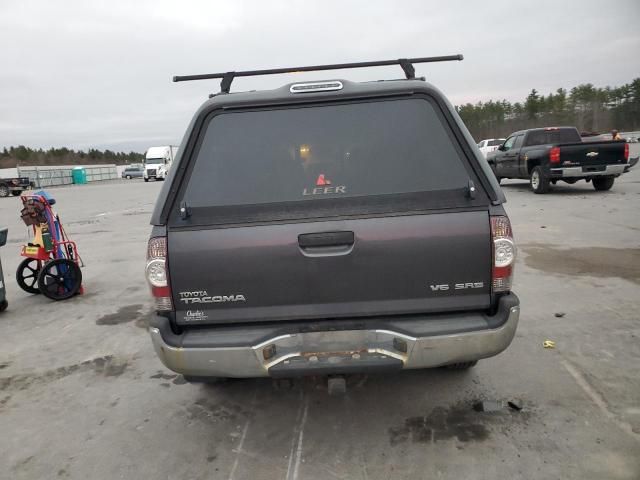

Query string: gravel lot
[1,172,639,480]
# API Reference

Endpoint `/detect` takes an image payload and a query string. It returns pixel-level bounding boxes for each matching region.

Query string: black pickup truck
[0,177,32,198]
[487,127,629,193]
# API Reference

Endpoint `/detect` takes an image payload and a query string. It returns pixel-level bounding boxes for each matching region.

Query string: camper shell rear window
[171,96,488,226]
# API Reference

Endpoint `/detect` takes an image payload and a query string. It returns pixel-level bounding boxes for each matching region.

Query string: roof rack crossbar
[173,54,463,93]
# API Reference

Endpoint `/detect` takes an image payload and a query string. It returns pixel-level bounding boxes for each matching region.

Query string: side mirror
[497,144,506,151]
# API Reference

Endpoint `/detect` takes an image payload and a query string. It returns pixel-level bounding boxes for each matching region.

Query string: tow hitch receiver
[328,376,347,396]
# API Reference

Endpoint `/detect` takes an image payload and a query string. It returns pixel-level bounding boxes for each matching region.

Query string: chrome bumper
[149,305,520,378]
[550,164,627,177]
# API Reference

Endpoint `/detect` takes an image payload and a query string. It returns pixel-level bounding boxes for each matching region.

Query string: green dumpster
[72,167,87,184]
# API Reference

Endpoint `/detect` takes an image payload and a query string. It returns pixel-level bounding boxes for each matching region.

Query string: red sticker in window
[316,174,331,186]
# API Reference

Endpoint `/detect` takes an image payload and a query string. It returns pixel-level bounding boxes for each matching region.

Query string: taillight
[491,216,516,293]
[549,147,560,164]
[624,143,629,161]
[146,237,172,311]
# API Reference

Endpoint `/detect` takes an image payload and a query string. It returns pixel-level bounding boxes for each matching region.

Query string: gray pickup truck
[146,57,519,382]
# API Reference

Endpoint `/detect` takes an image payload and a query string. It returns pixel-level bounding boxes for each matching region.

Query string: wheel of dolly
[445,361,478,370]
[16,258,42,294]
[37,259,82,301]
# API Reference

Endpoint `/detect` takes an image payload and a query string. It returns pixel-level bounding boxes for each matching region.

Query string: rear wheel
[37,259,82,300]
[593,176,615,191]
[0,184,9,198]
[445,361,478,370]
[126,175,131,180]
[530,166,550,194]
[16,258,42,294]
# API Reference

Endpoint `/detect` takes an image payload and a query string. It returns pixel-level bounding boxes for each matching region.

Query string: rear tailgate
[167,96,493,325]
[558,141,626,168]
[169,212,491,324]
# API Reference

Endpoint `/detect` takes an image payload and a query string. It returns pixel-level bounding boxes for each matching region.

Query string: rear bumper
[550,163,627,178]
[149,294,519,378]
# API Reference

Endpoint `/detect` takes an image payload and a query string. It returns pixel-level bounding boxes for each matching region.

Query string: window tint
[488,139,504,147]
[183,98,472,208]
[513,135,524,149]
[503,136,516,150]
[525,128,581,146]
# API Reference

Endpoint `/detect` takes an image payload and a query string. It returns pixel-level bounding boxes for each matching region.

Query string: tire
[445,361,478,370]
[16,258,42,294]
[0,300,7,312]
[11,190,22,196]
[0,184,9,198]
[592,176,615,191]
[37,259,82,300]
[530,166,550,194]
[126,175,131,180]
[144,178,149,182]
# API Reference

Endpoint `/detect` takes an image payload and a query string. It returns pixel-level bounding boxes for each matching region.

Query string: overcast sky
[1,0,639,152]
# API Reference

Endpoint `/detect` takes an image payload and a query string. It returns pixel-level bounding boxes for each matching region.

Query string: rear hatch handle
[298,231,355,257]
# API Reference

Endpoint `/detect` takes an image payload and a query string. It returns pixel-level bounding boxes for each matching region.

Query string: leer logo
[302,174,346,196]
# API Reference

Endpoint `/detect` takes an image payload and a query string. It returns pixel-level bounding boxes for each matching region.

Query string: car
[487,126,630,193]
[145,56,519,383]
[0,177,32,197]
[121,164,144,179]
[477,138,505,158]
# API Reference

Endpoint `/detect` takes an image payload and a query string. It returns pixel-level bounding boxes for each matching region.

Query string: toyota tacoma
[146,56,520,381]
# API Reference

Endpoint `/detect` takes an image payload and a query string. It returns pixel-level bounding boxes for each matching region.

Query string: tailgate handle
[298,231,354,248]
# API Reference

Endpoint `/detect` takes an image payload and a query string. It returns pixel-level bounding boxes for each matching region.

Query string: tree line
[2,78,639,167]
[457,78,640,141]
[0,146,144,169]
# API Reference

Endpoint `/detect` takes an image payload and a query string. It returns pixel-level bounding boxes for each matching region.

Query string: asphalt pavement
[0,173,638,480]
